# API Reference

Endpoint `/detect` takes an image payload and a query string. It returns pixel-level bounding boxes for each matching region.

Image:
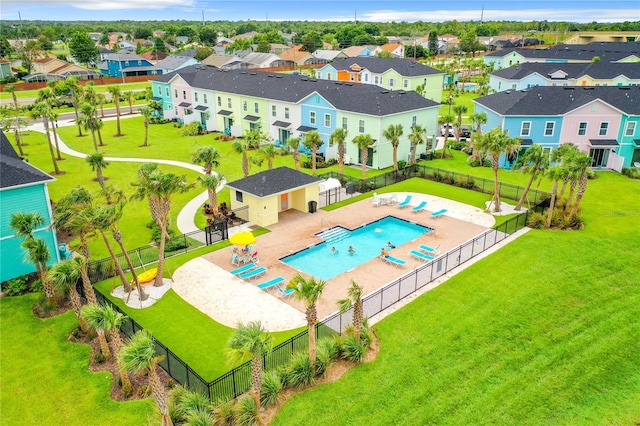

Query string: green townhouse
[152,65,441,170]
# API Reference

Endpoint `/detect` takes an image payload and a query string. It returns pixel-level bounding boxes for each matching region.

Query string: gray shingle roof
[156,55,196,70]
[326,57,443,77]
[486,42,640,62]
[154,66,440,116]
[0,131,54,189]
[226,167,322,198]
[491,62,640,80]
[474,86,640,116]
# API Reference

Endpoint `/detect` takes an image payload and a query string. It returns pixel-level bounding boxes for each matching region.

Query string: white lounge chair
[409,250,434,262]
[380,255,406,267]
[419,244,441,255]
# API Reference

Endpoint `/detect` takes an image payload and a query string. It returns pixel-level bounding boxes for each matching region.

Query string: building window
[217,96,221,107]
[227,98,232,108]
[165,87,169,96]
[203,94,207,103]
[342,117,348,130]
[254,102,259,113]
[544,122,555,136]
[285,108,290,119]
[235,191,243,203]
[374,76,379,85]
[578,122,587,136]
[157,86,161,95]
[389,78,395,88]
[174,89,178,98]
[359,120,365,133]
[599,122,608,136]
[403,79,409,88]
[271,105,276,117]
[412,116,417,126]
[625,122,636,136]
[520,122,531,137]
[309,111,316,125]
[250,122,260,131]
[243,101,247,112]
[324,114,330,127]
[364,74,369,82]
[194,92,198,102]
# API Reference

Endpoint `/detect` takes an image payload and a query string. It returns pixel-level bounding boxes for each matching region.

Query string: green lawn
[272,172,640,425]
[0,294,156,426]
[439,90,480,120]
[0,82,151,100]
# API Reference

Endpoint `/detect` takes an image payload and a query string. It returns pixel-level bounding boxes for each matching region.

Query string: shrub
[260,371,282,407]
[454,176,475,189]
[234,395,258,426]
[568,213,585,230]
[151,223,175,244]
[469,159,492,167]
[397,160,407,170]
[622,167,640,179]
[339,334,366,363]
[212,399,236,425]
[324,158,337,167]
[164,238,189,254]
[317,337,340,361]
[30,279,43,293]
[550,208,565,228]
[137,385,150,397]
[282,352,315,388]
[94,351,105,364]
[587,170,598,180]
[185,407,216,426]
[314,344,332,376]
[180,122,202,136]
[447,141,467,151]
[527,211,546,229]
[34,292,58,317]
[3,275,28,296]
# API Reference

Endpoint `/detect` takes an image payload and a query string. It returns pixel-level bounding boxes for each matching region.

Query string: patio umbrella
[229,231,256,246]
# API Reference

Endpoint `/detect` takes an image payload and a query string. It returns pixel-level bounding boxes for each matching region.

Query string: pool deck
[172,192,494,329]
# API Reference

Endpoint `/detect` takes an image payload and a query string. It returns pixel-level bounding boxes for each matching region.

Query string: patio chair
[230,263,257,276]
[412,201,428,213]
[397,195,412,208]
[239,267,267,280]
[372,192,380,207]
[409,250,434,262]
[389,193,398,205]
[380,255,406,267]
[275,283,295,298]
[257,277,285,291]
[430,209,448,219]
[419,244,441,255]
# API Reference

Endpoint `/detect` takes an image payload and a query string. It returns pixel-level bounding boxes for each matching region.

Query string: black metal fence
[319,164,549,207]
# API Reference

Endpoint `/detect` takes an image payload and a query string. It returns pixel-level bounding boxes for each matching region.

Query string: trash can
[308,200,317,213]
[346,182,356,194]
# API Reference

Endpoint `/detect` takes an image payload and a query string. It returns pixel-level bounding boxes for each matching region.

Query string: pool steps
[317,227,350,245]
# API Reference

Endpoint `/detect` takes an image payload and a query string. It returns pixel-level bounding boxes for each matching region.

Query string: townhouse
[151,65,440,170]
[473,86,640,170]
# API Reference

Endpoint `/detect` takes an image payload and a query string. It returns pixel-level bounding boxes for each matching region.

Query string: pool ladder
[320,218,331,231]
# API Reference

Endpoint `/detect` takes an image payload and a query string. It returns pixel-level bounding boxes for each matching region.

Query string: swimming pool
[280,216,432,281]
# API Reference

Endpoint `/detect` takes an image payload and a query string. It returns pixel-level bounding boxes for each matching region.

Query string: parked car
[459,125,471,139]
[440,125,455,137]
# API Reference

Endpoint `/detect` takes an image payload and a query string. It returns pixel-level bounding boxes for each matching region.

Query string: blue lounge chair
[431,209,448,219]
[380,255,406,267]
[240,267,267,280]
[275,283,295,298]
[257,277,285,291]
[397,195,412,208]
[412,201,428,213]
[230,263,257,275]
[410,250,434,262]
[419,244,441,255]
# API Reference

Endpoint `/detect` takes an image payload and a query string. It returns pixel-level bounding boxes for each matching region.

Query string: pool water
[280,216,432,281]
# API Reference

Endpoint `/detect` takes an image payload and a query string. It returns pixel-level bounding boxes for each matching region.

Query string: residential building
[0,131,59,283]
[202,54,250,70]
[98,52,162,77]
[378,43,405,58]
[242,52,295,69]
[473,86,640,169]
[312,50,348,61]
[316,57,444,101]
[0,60,14,79]
[278,49,327,67]
[564,32,640,44]
[155,55,200,74]
[151,66,440,170]
[139,51,170,64]
[489,62,640,92]
[341,45,375,58]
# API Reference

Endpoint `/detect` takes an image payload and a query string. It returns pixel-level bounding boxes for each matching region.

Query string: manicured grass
[438,90,480,120]
[94,243,301,382]
[0,294,156,426]
[0,82,151,100]
[272,172,640,424]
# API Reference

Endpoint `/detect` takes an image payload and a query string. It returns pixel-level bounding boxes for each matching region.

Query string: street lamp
[448,94,453,116]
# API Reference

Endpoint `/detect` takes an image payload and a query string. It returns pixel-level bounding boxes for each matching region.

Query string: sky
[1,0,639,23]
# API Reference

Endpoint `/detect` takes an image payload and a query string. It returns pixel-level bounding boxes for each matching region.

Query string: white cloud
[5,0,195,10]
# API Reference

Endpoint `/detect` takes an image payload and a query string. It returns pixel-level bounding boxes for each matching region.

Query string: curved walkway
[28,118,220,235]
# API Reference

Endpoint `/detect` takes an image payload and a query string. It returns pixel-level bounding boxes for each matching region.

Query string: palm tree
[452,105,468,143]
[96,93,107,118]
[79,103,100,152]
[119,330,174,426]
[303,130,324,176]
[191,146,221,175]
[48,258,87,331]
[287,273,327,366]
[352,134,374,180]
[63,76,84,137]
[437,114,455,159]
[22,238,54,300]
[4,84,19,110]
[37,88,63,160]
[10,211,43,242]
[468,128,521,212]
[86,152,109,189]
[383,124,404,172]
[198,174,225,216]
[514,144,549,211]
[545,166,565,228]
[551,143,579,199]
[139,106,153,147]
[329,128,348,175]
[227,321,274,411]
[90,204,132,291]
[232,135,253,178]
[82,304,133,396]
[568,152,592,217]
[0,109,29,157]
[286,137,302,171]
[131,165,194,287]
[257,144,278,170]
[30,102,61,175]
[337,280,364,341]
[408,124,426,165]
[107,85,123,137]
[470,112,487,135]
[123,91,136,114]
